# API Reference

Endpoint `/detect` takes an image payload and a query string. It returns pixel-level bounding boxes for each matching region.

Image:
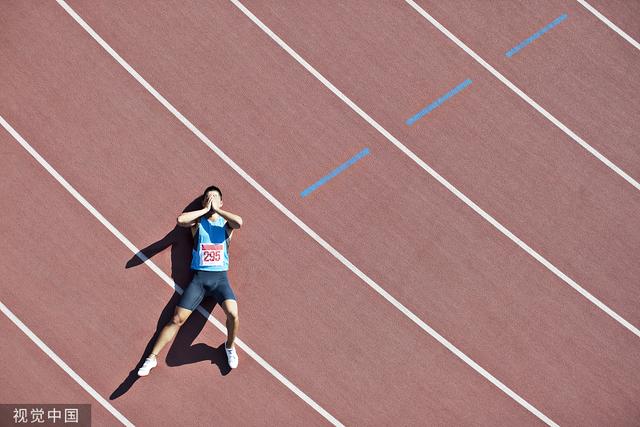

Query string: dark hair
[203,185,222,200]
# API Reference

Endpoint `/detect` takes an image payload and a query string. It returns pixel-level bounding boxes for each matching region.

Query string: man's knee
[226,309,239,323]
[171,310,190,326]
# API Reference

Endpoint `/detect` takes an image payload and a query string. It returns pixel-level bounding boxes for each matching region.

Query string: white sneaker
[137,357,158,376]
[225,345,238,369]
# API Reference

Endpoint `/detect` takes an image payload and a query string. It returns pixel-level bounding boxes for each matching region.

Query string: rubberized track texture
[1,1,639,426]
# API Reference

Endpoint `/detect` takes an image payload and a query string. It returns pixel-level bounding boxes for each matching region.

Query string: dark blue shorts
[177,270,236,311]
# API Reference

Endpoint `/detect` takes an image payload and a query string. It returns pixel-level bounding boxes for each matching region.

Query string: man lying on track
[138,185,243,375]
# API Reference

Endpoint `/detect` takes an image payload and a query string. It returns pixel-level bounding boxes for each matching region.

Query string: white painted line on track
[225,0,640,342]
[576,0,640,50]
[0,115,343,427]
[0,301,134,427]
[404,0,640,191]
[227,0,640,340]
[53,1,559,424]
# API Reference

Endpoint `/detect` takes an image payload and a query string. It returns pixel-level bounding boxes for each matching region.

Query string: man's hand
[176,195,215,227]
[206,194,222,212]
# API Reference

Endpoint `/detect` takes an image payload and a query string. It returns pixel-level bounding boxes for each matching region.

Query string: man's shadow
[110,196,230,400]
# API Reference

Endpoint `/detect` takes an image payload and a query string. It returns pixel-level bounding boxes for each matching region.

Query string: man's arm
[177,203,211,228]
[215,207,243,229]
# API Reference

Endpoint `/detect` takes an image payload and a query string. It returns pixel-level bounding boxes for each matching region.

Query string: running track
[1,1,639,425]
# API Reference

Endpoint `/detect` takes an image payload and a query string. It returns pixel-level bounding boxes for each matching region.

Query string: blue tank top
[190,216,230,271]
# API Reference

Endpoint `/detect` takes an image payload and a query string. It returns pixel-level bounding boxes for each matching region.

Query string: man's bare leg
[148,306,193,360]
[221,299,239,348]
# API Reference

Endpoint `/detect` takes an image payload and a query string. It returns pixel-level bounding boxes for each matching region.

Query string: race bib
[199,243,224,266]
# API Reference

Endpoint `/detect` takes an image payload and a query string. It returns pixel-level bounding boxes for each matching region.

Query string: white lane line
[576,0,640,50]
[0,116,343,427]
[404,0,640,191]
[53,2,558,425]
[0,301,134,427]
[225,1,640,339]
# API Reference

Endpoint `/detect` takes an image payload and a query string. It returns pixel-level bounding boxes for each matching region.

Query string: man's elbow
[232,217,243,229]
[176,216,192,227]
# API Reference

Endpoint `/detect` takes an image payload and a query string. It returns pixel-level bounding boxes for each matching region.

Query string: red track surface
[583,0,640,42]
[1,1,639,425]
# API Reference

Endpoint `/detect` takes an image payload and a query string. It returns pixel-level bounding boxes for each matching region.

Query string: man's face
[204,190,222,210]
